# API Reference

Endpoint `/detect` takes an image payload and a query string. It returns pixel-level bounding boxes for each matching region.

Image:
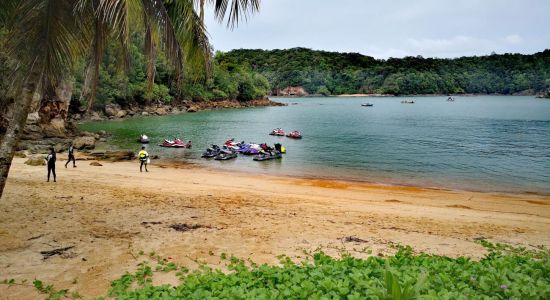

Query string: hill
[217,48,550,96]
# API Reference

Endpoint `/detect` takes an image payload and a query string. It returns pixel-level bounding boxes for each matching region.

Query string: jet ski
[269,128,285,136]
[214,149,237,160]
[159,138,192,148]
[286,131,302,139]
[401,100,415,104]
[202,145,221,158]
[138,134,150,144]
[253,151,282,161]
[361,103,374,107]
[274,143,286,154]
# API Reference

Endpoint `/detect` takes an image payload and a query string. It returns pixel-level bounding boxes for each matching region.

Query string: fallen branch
[40,246,74,259]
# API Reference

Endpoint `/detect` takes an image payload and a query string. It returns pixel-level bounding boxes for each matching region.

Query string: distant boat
[401,100,415,104]
[447,96,455,102]
[361,103,374,107]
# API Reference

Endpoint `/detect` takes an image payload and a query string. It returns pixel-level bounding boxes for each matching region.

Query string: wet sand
[1,157,549,298]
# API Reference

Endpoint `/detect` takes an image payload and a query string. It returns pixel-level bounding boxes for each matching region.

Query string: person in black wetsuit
[45,147,56,182]
[65,143,76,168]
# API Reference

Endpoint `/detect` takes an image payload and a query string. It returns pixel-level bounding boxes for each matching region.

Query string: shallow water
[80,96,550,194]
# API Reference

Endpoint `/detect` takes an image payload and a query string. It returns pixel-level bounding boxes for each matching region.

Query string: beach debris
[40,246,74,259]
[141,221,163,225]
[169,223,209,232]
[90,161,103,166]
[141,221,162,228]
[27,234,44,241]
[447,204,471,209]
[341,236,368,243]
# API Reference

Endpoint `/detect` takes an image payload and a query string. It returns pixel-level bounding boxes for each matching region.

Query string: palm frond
[5,0,88,92]
[208,0,260,29]
[167,0,212,80]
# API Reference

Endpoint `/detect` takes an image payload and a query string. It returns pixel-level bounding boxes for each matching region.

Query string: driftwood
[341,236,368,243]
[169,223,208,232]
[40,246,74,259]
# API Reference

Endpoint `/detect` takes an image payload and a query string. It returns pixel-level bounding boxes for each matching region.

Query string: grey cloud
[205,0,550,58]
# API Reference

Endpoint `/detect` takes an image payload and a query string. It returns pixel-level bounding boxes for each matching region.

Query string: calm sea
[80,96,550,194]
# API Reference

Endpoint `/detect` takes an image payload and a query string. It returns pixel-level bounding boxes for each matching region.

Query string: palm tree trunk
[200,0,205,24]
[0,71,40,199]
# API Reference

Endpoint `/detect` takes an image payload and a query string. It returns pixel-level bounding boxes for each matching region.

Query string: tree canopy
[217,48,550,96]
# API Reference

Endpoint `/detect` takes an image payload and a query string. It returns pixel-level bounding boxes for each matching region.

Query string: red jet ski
[159,138,192,148]
[286,131,302,139]
[269,128,285,136]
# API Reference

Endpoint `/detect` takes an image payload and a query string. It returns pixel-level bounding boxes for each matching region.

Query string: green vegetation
[70,35,270,111]
[4,242,546,299]
[217,48,550,96]
[103,243,550,299]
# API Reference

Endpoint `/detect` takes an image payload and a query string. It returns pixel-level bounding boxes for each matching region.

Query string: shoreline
[1,157,549,298]
[154,157,550,197]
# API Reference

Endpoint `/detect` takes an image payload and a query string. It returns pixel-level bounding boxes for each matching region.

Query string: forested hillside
[70,34,270,110]
[217,48,550,96]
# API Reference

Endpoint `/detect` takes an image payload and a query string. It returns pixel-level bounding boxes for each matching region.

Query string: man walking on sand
[65,143,76,168]
[138,146,149,172]
[45,147,56,182]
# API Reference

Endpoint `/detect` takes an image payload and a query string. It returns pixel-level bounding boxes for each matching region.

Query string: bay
[80,96,550,194]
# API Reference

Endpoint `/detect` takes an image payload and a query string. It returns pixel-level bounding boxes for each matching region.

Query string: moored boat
[286,131,302,139]
[138,134,150,143]
[269,128,285,136]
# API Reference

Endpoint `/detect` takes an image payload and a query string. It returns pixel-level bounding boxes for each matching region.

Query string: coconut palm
[0,0,260,199]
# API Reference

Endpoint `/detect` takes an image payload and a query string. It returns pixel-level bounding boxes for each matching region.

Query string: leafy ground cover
[3,241,550,299]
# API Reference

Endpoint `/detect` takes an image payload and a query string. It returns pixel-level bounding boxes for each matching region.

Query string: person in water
[138,146,149,172]
[45,147,56,182]
[64,143,76,168]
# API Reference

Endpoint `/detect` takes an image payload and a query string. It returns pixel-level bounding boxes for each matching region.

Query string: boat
[214,150,237,160]
[159,138,192,148]
[286,131,302,139]
[269,128,285,136]
[361,103,374,107]
[137,134,150,144]
[447,96,455,101]
[253,151,282,161]
[401,100,415,104]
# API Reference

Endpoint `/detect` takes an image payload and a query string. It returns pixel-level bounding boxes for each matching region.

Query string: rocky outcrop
[104,104,122,118]
[24,155,46,166]
[23,79,73,140]
[536,88,550,98]
[273,86,309,97]
[73,136,96,150]
[42,118,66,138]
[88,150,135,161]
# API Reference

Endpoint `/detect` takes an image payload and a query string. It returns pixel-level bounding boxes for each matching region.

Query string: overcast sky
[204,0,550,59]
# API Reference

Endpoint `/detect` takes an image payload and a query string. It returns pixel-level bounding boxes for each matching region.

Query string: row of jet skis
[202,139,287,161]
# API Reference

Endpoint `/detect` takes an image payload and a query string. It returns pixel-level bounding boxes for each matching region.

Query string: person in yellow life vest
[138,146,149,172]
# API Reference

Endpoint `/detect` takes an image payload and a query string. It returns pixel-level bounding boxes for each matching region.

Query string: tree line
[217,47,550,95]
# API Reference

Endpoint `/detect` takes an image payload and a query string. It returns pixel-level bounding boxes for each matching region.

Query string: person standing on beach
[64,143,76,168]
[138,146,149,172]
[45,148,56,182]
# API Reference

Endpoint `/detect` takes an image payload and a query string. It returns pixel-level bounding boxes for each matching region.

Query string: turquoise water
[80,96,550,194]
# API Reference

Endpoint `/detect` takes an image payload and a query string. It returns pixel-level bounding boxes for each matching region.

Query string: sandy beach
[1,157,549,298]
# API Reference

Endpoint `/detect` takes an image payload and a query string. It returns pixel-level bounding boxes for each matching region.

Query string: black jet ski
[214,150,237,160]
[253,151,282,161]
[202,145,221,158]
